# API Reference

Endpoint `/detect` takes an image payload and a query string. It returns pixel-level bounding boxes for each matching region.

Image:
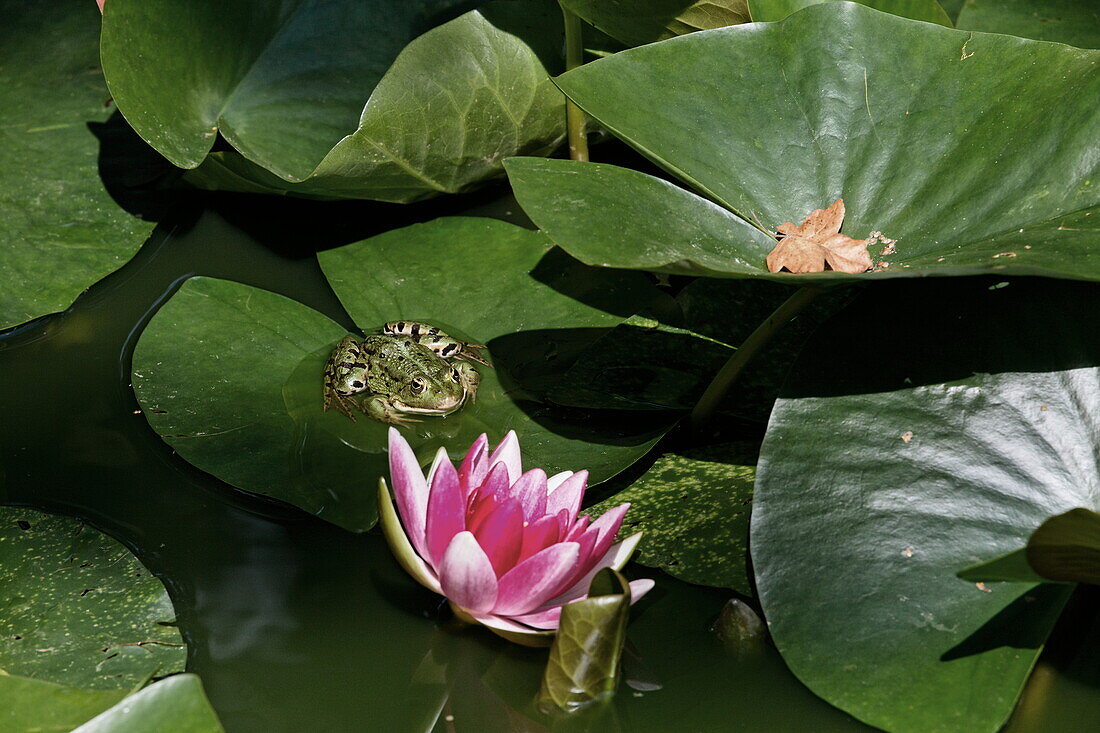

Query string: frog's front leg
[454,362,480,403]
[382,321,492,367]
[362,394,421,426]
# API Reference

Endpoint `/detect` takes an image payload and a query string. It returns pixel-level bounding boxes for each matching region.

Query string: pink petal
[494,542,580,616]
[565,514,591,541]
[472,500,524,577]
[547,471,574,491]
[548,529,599,599]
[467,611,553,637]
[554,508,572,534]
[466,463,511,533]
[517,515,561,564]
[425,446,451,489]
[540,532,643,609]
[588,503,630,559]
[628,578,655,604]
[439,532,498,613]
[511,607,562,630]
[388,427,429,560]
[424,457,466,567]
[518,578,653,630]
[458,434,489,497]
[545,470,587,518]
[510,468,548,520]
[488,430,522,485]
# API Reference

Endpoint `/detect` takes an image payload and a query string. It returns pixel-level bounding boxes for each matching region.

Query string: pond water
[1,188,1096,732]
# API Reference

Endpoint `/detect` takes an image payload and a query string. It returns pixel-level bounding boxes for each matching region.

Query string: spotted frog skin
[322,322,487,425]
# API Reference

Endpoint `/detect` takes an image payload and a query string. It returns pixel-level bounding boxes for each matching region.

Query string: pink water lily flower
[378,428,653,645]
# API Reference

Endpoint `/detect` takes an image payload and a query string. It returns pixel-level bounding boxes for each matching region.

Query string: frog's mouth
[393,393,466,415]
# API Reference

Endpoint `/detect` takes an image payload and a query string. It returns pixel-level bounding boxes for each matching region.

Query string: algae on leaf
[587,443,757,595]
[0,507,185,689]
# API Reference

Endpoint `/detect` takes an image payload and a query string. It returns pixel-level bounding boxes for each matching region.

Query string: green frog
[322,322,487,425]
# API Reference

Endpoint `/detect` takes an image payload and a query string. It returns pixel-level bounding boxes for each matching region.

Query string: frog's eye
[410,377,427,394]
[451,369,461,383]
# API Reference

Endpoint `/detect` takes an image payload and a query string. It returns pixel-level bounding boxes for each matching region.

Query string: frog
[322,322,487,425]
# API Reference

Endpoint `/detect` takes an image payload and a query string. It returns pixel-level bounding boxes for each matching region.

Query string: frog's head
[387,343,469,415]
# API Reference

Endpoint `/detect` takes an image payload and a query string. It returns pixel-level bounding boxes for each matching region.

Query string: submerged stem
[561,6,589,162]
[690,286,821,431]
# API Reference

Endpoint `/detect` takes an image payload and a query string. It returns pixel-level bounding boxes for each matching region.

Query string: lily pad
[102,0,567,202]
[0,0,157,330]
[134,217,670,532]
[751,276,1099,732]
[561,0,751,47]
[957,0,1100,49]
[747,0,952,25]
[506,3,1100,283]
[588,443,757,594]
[0,676,126,733]
[0,506,185,689]
[73,674,223,733]
[0,674,223,733]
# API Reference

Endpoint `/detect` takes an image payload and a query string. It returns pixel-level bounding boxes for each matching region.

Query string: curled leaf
[766,199,873,274]
[1027,508,1100,585]
[538,569,632,713]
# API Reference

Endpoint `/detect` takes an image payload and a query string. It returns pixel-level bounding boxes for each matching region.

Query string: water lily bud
[379,428,653,645]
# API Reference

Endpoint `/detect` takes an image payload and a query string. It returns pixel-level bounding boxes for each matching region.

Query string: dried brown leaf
[766,199,873,274]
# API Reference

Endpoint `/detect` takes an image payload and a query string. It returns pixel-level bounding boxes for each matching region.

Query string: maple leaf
[765,199,873,274]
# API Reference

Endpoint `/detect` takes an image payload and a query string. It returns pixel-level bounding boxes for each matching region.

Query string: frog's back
[363,335,449,393]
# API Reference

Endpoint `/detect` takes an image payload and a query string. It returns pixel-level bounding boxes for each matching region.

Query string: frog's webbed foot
[383,320,493,367]
[323,387,360,422]
[364,395,421,427]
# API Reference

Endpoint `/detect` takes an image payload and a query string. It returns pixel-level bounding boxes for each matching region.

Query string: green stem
[561,5,589,162]
[690,286,821,431]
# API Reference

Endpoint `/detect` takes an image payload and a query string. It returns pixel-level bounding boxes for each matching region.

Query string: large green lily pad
[133,217,670,532]
[562,0,751,47]
[0,507,185,689]
[102,0,567,202]
[0,675,125,733]
[748,0,952,24]
[957,0,1100,49]
[588,443,757,594]
[506,3,1099,283]
[73,674,223,733]
[0,0,157,330]
[751,276,1099,732]
[0,674,223,733]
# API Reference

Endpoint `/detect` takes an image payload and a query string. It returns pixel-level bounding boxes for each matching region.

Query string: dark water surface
[1,189,1096,731]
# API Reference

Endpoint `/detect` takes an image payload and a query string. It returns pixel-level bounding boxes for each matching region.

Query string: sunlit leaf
[0,507,185,688]
[752,276,1098,732]
[538,569,631,713]
[506,3,1100,283]
[134,217,670,532]
[0,0,158,330]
